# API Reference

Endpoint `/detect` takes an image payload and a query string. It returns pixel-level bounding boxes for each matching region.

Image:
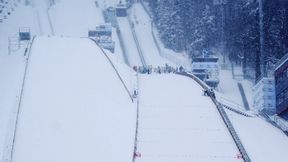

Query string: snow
[130,4,173,66]
[217,63,288,162]
[136,74,241,162]
[0,2,40,159]
[112,27,126,63]
[217,67,254,111]
[0,1,288,162]
[97,0,127,8]
[49,0,104,37]
[29,0,54,35]
[10,37,136,162]
[0,4,38,56]
[139,2,191,70]
[117,17,143,66]
[0,54,26,159]
[226,110,288,162]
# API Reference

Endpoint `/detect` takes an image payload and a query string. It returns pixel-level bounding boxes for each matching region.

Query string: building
[275,53,288,120]
[116,3,127,17]
[191,57,220,88]
[88,24,115,53]
[253,77,276,113]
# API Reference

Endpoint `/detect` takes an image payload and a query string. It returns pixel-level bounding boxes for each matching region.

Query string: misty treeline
[145,0,288,79]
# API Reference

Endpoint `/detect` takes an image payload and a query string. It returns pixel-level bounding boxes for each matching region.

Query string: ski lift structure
[88,24,115,53]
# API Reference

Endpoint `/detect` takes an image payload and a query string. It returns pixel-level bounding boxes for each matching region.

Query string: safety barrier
[89,38,134,102]
[176,72,251,162]
[2,36,36,162]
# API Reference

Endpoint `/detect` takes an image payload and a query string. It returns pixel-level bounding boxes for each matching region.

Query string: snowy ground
[130,4,174,67]
[0,54,26,160]
[0,2,40,159]
[226,110,288,162]
[0,4,38,56]
[117,17,143,66]
[49,0,104,37]
[29,0,54,35]
[1,1,288,162]
[136,74,241,162]
[10,37,136,162]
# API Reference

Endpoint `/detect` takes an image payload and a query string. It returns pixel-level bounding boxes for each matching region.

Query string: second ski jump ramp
[10,36,136,162]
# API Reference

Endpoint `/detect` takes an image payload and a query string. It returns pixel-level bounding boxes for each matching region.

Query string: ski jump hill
[8,36,136,162]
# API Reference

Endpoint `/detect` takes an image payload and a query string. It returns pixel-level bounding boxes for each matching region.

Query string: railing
[176,72,251,162]
[89,38,134,102]
[2,36,37,162]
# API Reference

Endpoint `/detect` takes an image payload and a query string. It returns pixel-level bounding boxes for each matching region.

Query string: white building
[253,77,276,113]
[192,57,220,87]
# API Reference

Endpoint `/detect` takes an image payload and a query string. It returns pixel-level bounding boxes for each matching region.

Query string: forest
[145,0,288,80]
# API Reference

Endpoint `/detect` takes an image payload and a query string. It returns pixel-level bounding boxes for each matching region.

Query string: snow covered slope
[10,36,136,162]
[49,0,104,37]
[227,110,288,162]
[117,17,143,66]
[136,74,241,162]
[130,4,173,66]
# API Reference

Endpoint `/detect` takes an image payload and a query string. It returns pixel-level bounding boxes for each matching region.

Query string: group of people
[132,64,185,74]
[203,88,216,99]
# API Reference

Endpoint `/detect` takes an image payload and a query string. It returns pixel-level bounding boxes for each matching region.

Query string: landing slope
[12,37,136,162]
[136,74,241,162]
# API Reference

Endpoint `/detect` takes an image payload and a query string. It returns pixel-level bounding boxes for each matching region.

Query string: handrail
[3,36,37,162]
[176,72,251,162]
[89,38,134,102]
